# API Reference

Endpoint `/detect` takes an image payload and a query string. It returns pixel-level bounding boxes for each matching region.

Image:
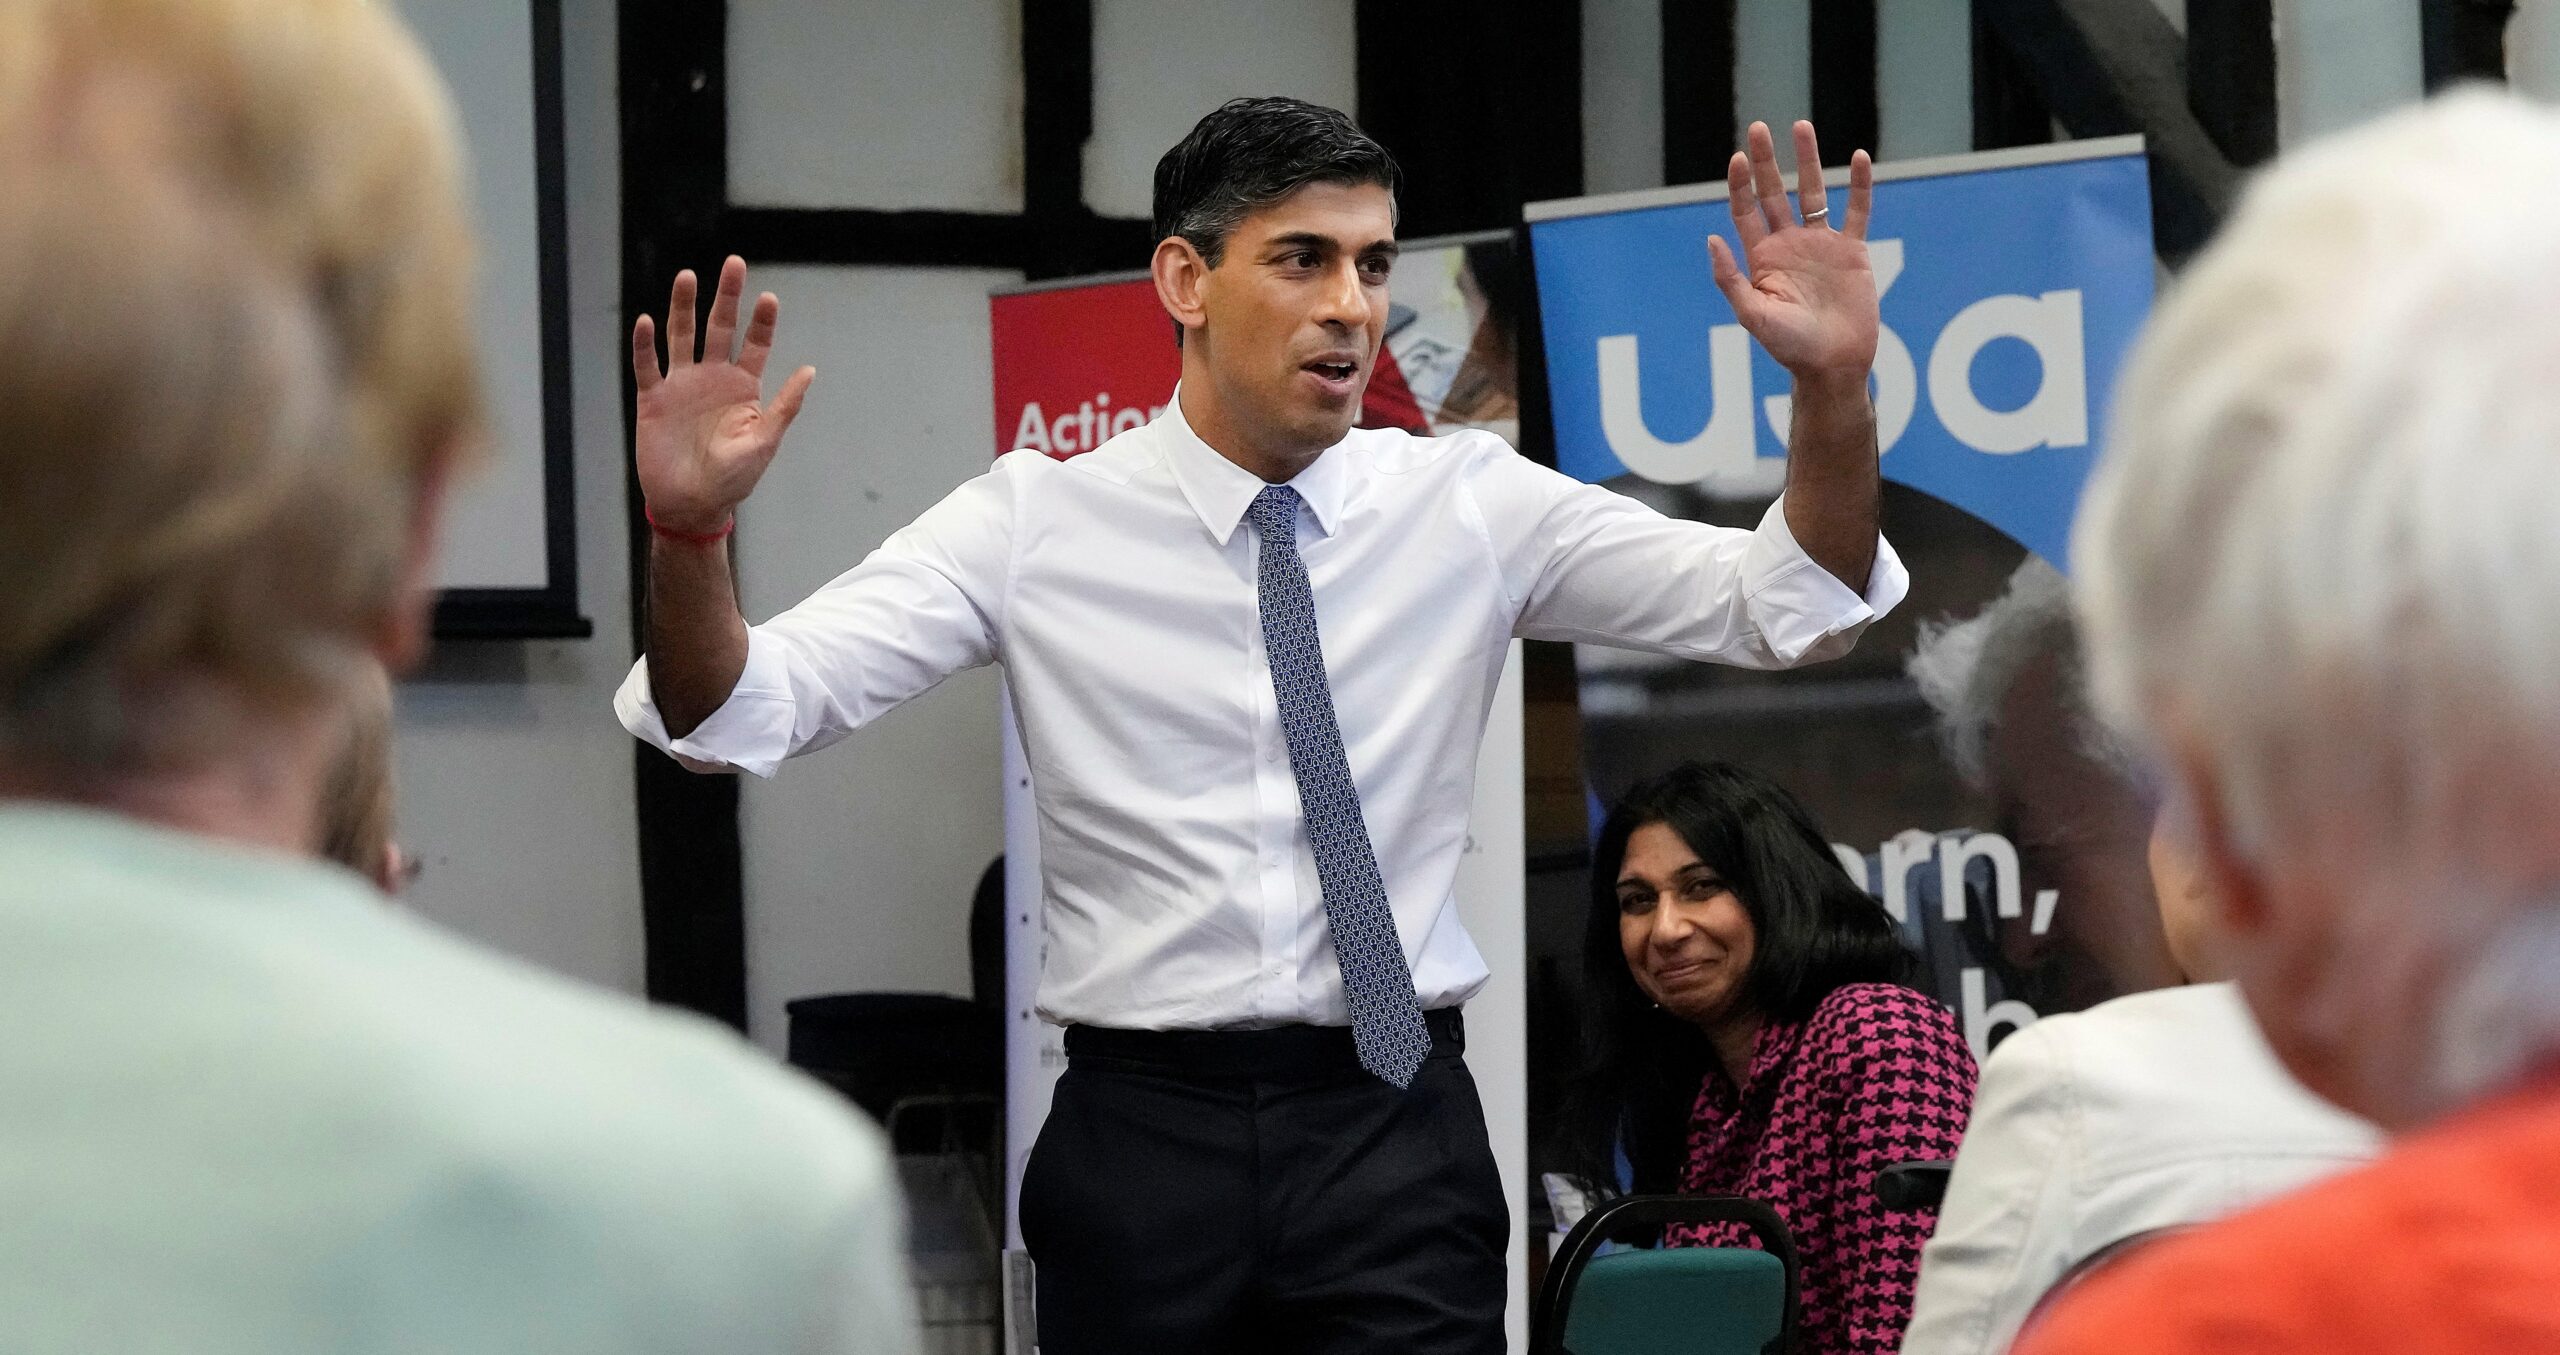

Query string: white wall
[1735,0,1813,139]
[730,265,1019,1049]
[2275,0,2424,145]
[1583,0,1666,195]
[729,1,1025,212]
[393,0,644,994]
[1084,0,1359,219]
[1878,0,1972,160]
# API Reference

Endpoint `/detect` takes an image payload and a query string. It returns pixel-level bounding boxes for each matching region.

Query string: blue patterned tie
[1247,484,1431,1089]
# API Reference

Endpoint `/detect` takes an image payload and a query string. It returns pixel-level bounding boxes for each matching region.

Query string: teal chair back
[1535,1195,1798,1355]
[1562,1246,1786,1355]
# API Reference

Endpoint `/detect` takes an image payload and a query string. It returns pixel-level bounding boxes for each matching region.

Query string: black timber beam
[1976,0,2242,262]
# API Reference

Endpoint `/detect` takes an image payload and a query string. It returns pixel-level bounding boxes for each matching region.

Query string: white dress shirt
[1900,981,2383,1355]
[617,396,1906,1030]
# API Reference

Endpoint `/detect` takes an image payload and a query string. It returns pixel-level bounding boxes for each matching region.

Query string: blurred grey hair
[1905,557,2131,791]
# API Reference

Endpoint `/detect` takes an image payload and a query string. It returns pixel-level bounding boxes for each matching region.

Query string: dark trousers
[1019,1008,1508,1355]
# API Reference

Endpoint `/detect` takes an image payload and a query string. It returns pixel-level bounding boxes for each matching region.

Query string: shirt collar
[1157,383,1349,546]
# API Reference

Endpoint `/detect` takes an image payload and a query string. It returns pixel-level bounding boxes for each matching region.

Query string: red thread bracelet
[645,505,735,544]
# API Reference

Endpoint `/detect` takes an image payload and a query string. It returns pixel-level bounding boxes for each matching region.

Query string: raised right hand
[631,255,814,534]
[1707,120,1877,383]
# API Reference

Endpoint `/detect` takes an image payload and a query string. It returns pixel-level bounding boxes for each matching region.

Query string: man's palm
[1723,228,1877,375]
[638,361,777,516]
[632,256,813,534]
[1706,120,1880,380]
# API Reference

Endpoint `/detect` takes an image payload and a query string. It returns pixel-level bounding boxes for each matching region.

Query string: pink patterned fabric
[1666,982,1977,1355]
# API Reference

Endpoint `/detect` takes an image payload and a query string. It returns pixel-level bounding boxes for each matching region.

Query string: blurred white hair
[2071,88,2560,1121]
[1906,556,2128,791]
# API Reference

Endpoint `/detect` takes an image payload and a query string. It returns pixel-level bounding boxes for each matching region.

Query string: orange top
[2015,1069,2560,1355]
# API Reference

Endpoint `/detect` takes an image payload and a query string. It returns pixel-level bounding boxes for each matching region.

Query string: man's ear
[373,438,460,675]
[1152,235,1210,342]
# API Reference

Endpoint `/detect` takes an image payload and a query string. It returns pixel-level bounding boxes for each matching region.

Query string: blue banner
[1528,143,2154,568]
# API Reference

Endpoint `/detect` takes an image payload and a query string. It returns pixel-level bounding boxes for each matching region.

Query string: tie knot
[1248,484,1302,542]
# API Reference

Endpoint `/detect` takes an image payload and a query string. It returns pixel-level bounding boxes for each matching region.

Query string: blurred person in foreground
[1563,762,1975,1355]
[0,2,913,1351]
[2013,89,2560,1355]
[1899,817,2379,1354]
[1903,559,2180,1018]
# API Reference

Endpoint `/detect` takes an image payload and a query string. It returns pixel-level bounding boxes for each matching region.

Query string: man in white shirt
[0,2,915,1352]
[619,96,1905,1353]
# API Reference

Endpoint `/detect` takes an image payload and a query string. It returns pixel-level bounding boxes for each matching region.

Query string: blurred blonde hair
[0,0,482,768]
[317,661,398,883]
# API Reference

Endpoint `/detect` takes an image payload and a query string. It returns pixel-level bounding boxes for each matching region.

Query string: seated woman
[1899,816,2381,1355]
[1563,761,1978,1355]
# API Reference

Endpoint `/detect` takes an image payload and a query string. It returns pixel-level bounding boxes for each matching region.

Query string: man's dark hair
[1151,96,1401,269]
[1557,761,1919,1195]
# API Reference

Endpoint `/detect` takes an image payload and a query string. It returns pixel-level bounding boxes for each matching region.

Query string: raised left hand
[1708,120,1878,382]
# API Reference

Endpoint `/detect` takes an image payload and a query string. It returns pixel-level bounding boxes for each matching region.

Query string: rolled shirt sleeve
[1464,440,1907,667]
[1738,495,1909,665]
[614,630,812,779]
[614,452,1024,778]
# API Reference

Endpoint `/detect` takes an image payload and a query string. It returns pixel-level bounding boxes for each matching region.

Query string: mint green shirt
[0,805,916,1354]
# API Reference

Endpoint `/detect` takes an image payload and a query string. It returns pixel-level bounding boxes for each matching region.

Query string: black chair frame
[1873,1159,1954,1212]
[1533,1193,1802,1355]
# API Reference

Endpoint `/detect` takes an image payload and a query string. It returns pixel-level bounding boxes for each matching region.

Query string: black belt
[1065,1006,1465,1080]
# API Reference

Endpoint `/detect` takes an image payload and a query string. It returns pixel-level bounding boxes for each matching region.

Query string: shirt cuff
[612,630,801,778]
[1739,495,1911,666]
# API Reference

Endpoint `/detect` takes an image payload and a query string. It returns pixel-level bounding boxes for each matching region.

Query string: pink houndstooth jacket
[1668,982,1978,1355]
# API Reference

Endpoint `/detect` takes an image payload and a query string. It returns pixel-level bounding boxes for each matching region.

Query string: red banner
[987,278,1180,461]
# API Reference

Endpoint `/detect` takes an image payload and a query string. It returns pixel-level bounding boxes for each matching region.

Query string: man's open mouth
[1302,357,1363,401]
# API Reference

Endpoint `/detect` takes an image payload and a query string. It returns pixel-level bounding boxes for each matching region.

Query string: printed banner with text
[1525,140,2164,1087]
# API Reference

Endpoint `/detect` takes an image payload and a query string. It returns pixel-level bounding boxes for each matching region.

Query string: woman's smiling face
[1616,820,1759,1029]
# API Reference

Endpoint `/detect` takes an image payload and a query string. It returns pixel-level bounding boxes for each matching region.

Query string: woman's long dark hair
[1557,761,1917,1195]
